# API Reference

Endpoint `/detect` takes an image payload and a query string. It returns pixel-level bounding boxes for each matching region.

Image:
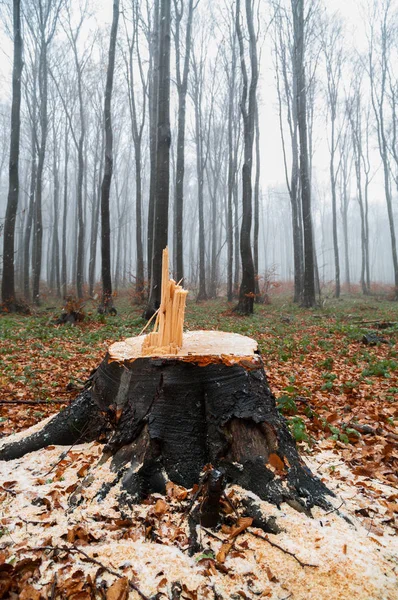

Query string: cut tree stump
[0,330,332,512]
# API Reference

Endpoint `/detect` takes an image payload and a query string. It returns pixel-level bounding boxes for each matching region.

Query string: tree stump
[0,330,331,512]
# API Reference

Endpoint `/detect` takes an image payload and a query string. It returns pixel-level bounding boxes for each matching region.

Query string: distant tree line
[1,0,398,315]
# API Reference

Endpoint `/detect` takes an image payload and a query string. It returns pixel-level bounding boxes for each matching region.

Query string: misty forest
[1,0,398,310]
[0,0,397,599]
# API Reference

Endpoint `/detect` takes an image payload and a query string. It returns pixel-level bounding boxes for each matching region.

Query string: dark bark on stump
[0,341,332,514]
[0,390,108,462]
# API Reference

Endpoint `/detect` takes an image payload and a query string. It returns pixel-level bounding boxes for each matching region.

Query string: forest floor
[0,292,397,598]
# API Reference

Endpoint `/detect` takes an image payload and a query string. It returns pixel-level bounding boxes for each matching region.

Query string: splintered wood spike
[142,247,188,355]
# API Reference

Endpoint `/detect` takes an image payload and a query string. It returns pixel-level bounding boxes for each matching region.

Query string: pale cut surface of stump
[109,330,259,362]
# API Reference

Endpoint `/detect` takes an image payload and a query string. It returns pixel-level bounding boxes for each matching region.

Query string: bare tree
[346,73,372,295]
[322,14,344,298]
[190,36,210,302]
[221,3,240,302]
[338,128,352,291]
[21,18,39,301]
[234,0,259,314]
[123,0,148,302]
[291,0,316,307]
[146,0,159,290]
[61,115,69,297]
[146,0,172,317]
[368,0,398,298]
[1,0,22,309]
[24,0,64,305]
[172,0,196,283]
[272,3,303,303]
[100,0,120,313]
[62,1,92,299]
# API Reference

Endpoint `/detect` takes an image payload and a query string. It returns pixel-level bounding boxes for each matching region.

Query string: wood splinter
[142,247,188,355]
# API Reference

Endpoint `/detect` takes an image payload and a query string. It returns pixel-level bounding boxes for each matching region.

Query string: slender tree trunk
[330,123,340,298]
[233,175,240,295]
[24,128,37,301]
[88,125,103,297]
[125,11,146,303]
[364,174,371,291]
[226,49,236,302]
[32,37,48,306]
[76,137,85,299]
[292,0,315,307]
[369,13,398,299]
[194,75,207,302]
[341,183,350,291]
[147,0,160,290]
[209,181,218,298]
[2,0,22,308]
[253,101,260,299]
[146,0,171,317]
[134,147,144,300]
[100,0,120,312]
[234,0,258,315]
[52,123,61,298]
[173,0,194,284]
[61,120,69,298]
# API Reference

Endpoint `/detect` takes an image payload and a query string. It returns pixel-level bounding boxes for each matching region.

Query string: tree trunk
[233,175,240,296]
[61,120,69,298]
[253,101,260,300]
[0,330,332,515]
[32,31,49,306]
[330,124,340,298]
[125,3,146,303]
[100,0,120,313]
[146,0,171,318]
[52,122,61,298]
[196,121,207,301]
[147,0,160,291]
[292,0,316,308]
[173,0,194,285]
[341,192,350,291]
[226,34,237,303]
[2,0,22,309]
[24,130,37,301]
[234,0,258,315]
[369,10,398,299]
[88,126,101,297]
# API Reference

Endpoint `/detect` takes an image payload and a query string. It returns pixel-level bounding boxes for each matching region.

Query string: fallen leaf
[106,577,129,600]
[229,517,253,538]
[216,542,233,564]
[153,499,168,516]
[18,584,41,600]
[268,453,285,471]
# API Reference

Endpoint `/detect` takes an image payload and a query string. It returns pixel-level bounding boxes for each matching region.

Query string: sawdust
[0,423,397,599]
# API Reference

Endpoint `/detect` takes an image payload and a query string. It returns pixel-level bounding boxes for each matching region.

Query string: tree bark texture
[2,0,22,308]
[147,0,160,291]
[173,0,194,285]
[61,119,69,298]
[254,101,260,299]
[226,29,237,302]
[100,0,120,312]
[32,30,49,306]
[192,53,208,302]
[292,0,316,307]
[234,0,258,315]
[0,331,332,513]
[126,2,146,303]
[146,0,171,317]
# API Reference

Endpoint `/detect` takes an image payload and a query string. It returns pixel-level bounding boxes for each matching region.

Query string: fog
[1,0,398,309]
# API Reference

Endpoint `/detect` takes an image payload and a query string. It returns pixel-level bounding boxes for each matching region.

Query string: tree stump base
[0,331,332,512]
